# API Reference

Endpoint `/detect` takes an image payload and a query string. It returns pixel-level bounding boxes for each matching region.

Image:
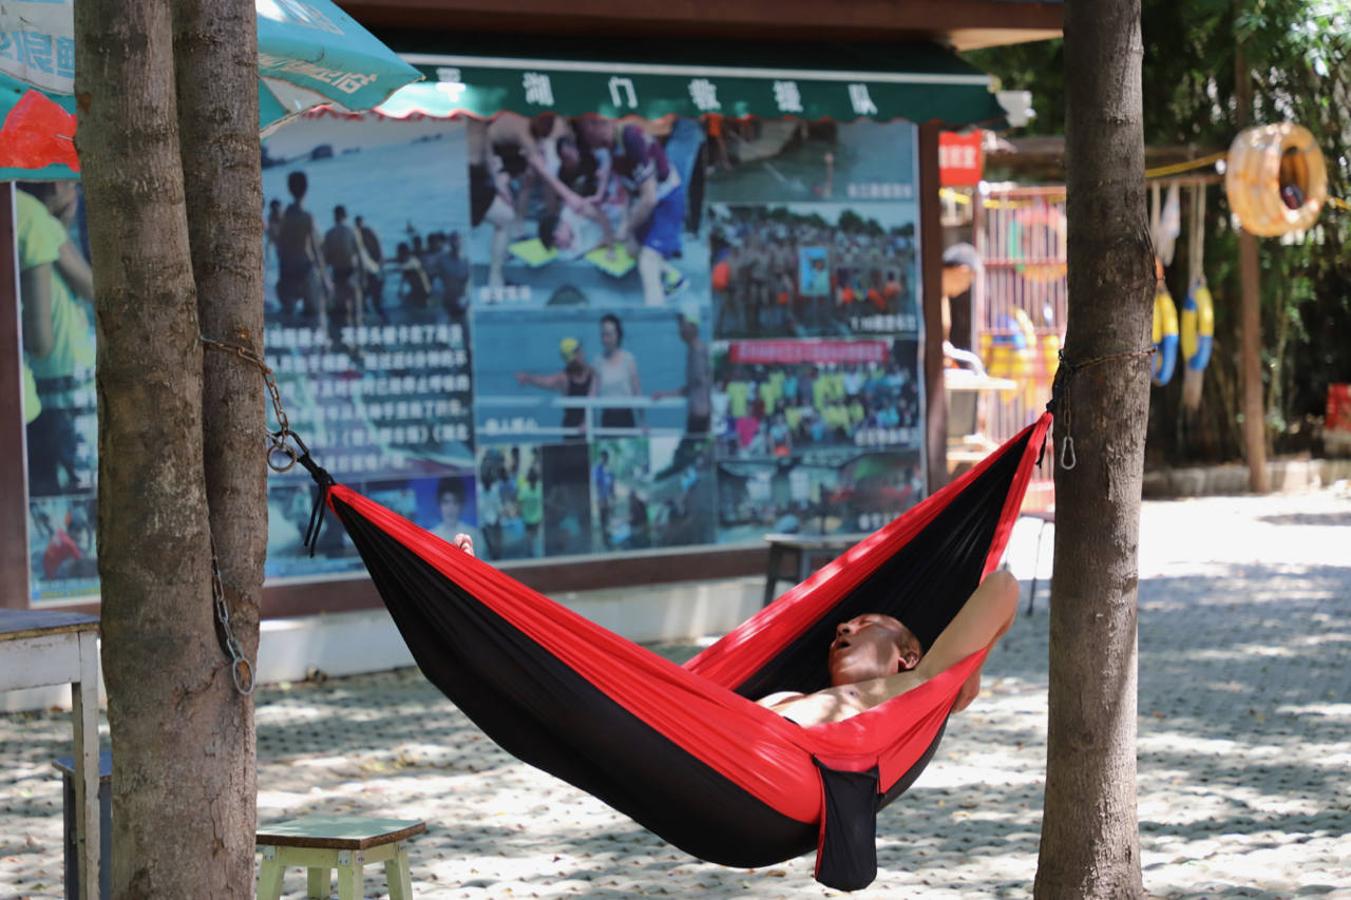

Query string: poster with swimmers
[464,114,710,312]
[710,338,923,461]
[717,448,925,542]
[259,113,478,580]
[588,437,717,553]
[705,119,920,341]
[709,203,919,340]
[467,291,717,557]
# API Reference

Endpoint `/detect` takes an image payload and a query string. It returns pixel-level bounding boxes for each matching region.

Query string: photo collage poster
[705,119,925,542]
[15,110,924,601]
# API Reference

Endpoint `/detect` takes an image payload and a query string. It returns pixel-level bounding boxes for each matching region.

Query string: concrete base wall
[1144,457,1351,499]
[0,576,766,713]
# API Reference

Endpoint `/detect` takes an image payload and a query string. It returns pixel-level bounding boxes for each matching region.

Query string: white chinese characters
[522,72,555,106]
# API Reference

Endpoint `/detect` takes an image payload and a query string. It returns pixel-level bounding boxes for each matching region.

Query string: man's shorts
[636,186,685,260]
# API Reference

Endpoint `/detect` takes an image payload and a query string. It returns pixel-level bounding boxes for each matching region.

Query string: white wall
[0,576,766,713]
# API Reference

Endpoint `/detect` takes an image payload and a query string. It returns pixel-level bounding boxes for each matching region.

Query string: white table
[1,609,100,900]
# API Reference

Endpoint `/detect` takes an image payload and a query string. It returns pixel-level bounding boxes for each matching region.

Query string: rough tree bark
[75,0,264,895]
[173,0,266,894]
[1034,0,1151,897]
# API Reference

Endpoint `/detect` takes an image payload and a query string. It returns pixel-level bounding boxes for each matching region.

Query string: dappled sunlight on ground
[1,489,1348,897]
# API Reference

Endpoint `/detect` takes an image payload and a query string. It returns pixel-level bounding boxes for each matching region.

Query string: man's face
[827,613,922,686]
[50,182,79,224]
[941,264,974,300]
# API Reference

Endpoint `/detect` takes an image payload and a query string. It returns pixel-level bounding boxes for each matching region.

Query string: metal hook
[266,438,298,473]
[231,657,255,696]
[1060,435,1077,471]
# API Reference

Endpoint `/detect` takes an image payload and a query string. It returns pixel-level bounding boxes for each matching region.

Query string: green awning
[375,38,1002,125]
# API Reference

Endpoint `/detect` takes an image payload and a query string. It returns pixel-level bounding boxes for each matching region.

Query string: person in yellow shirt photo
[16,182,97,496]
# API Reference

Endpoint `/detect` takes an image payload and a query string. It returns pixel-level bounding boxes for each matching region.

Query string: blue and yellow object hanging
[1180,278,1214,373]
[1152,286,1180,386]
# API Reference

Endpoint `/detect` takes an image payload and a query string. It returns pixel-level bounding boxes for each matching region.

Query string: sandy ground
[2,488,1349,898]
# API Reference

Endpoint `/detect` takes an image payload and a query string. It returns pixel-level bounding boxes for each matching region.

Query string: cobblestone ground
[2,489,1348,898]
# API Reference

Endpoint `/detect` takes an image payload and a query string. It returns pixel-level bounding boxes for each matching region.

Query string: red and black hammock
[302,414,1049,891]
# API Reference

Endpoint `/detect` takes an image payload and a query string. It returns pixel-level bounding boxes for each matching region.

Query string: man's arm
[527,152,588,213]
[56,241,95,300]
[911,570,1017,683]
[517,370,567,391]
[626,177,658,236]
[308,220,331,292]
[20,265,56,358]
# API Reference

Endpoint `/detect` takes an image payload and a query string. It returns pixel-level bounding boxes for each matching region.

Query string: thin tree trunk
[73,1,220,896]
[1234,37,1270,493]
[173,0,266,893]
[1034,0,1150,896]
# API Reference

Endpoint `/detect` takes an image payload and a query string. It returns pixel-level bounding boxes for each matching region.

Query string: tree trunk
[75,0,257,895]
[1233,37,1270,493]
[173,0,266,894]
[1034,0,1150,896]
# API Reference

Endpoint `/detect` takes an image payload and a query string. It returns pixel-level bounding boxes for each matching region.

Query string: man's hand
[563,192,588,214]
[454,533,476,557]
[953,673,980,713]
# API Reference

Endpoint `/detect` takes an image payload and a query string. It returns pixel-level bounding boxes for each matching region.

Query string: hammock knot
[1048,347,1155,470]
[291,437,334,557]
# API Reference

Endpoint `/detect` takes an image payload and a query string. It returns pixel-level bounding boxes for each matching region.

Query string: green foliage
[967,0,1351,459]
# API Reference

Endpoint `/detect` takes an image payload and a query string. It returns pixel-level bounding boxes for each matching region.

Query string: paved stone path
[2,489,1348,898]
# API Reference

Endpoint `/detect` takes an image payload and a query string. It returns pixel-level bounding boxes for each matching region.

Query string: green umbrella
[0,0,421,179]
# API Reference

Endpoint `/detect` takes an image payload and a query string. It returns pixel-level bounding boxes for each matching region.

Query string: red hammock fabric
[323,412,1051,890]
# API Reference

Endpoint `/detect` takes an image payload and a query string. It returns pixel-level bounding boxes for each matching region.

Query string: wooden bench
[762,533,869,607]
[256,815,425,900]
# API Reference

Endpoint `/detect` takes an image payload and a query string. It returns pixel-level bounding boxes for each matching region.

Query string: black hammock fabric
[315,413,1050,891]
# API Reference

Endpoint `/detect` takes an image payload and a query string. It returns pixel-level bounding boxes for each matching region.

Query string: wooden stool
[256,815,425,900]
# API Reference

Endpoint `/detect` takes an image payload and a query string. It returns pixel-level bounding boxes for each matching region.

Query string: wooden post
[0,185,30,609]
[1235,22,1269,492]
[919,121,947,493]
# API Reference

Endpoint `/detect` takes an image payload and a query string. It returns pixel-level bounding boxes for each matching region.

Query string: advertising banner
[14,58,927,602]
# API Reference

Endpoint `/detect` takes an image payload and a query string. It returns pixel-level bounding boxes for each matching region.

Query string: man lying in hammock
[752,570,1018,726]
[450,532,1018,728]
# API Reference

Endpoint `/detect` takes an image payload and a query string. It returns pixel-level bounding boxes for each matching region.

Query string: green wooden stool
[256,815,426,900]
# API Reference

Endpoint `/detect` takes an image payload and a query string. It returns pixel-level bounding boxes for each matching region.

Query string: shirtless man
[757,570,1019,725]
[447,529,1017,728]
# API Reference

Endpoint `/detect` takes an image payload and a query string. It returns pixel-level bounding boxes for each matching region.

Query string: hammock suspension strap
[198,333,337,693]
[1048,346,1155,471]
